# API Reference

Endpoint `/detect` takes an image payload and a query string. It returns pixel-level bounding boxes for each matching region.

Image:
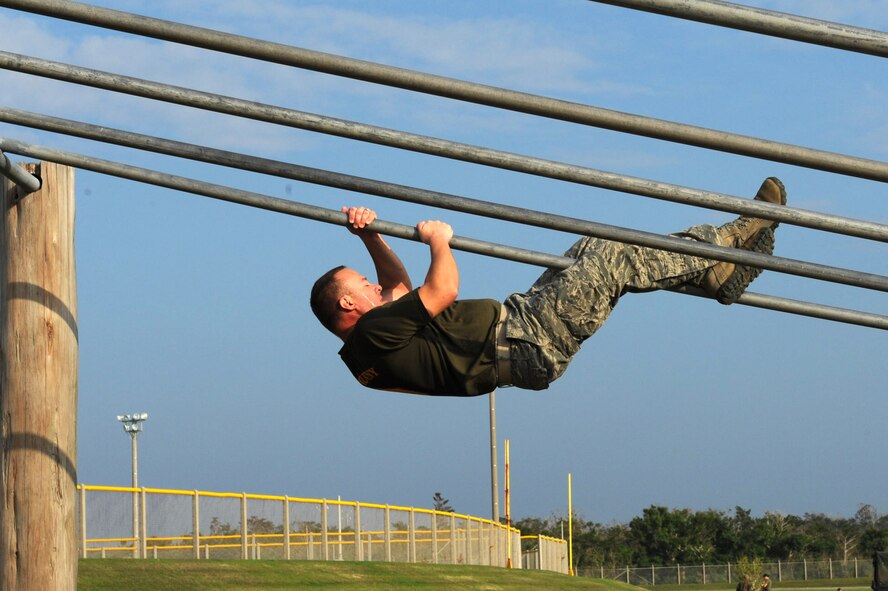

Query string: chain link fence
[581,558,873,584]
[77,484,568,574]
[521,534,569,573]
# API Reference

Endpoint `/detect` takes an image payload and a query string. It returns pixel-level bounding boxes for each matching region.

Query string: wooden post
[321,500,328,561]
[192,491,200,559]
[354,503,362,562]
[241,493,248,560]
[430,511,438,564]
[283,497,290,561]
[384,505,391,562]
[140,488,148,559]
[1,162,78,591]
[408,508,416,563]
[80,486,88,559]
[450,514,456,565]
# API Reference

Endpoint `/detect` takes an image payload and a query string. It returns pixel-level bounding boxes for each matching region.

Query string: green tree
[209,517,237,536]
[512,515,551,535]
[685,508,726,562]
[856,504,880,529]
[736,555,763,590]
[293,520,323,534]
[763,513,807,560]
[512,501,886,568]
[246,515,280,535]
[860,527,888,556]
[432,492,453,513]
[432,492,455,533]
[629,506,695,564]
[801,513,841,557]
[577,520,636,569]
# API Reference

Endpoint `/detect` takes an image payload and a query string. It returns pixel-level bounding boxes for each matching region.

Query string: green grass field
[78,560,634,590]
[77,561,873,591]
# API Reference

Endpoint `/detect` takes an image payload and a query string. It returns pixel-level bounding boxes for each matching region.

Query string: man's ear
[338,294,355,311]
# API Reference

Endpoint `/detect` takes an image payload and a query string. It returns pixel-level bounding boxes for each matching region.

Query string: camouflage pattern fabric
[503,224,720,390]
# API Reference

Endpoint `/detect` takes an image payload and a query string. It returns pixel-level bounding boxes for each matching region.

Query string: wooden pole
[0,161,78,591]
[505,438,511,568]
[568,472,574,576]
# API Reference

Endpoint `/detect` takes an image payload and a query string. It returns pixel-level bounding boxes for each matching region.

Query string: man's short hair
[310,265,346,332]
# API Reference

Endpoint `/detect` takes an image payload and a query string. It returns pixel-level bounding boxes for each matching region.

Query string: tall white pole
[505,439,512,569]
[337,496,343,560]
[117,412,147,558]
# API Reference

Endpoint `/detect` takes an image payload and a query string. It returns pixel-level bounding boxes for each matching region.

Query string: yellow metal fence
[77,484,568,573]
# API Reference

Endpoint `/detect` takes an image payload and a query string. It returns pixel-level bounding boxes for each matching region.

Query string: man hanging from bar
[310,177,786,395]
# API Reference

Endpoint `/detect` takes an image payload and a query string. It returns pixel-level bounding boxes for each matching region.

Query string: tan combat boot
[702,177,786,304]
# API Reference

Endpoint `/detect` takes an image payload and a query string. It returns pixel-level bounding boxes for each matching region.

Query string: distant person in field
[761,574,772,591]
[738,575,754,591]
[311,177,786,396]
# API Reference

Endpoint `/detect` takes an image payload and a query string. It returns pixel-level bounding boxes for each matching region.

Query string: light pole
[117,412,148,557]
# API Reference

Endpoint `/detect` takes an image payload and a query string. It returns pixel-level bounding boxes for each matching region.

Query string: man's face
[336,268,383,314]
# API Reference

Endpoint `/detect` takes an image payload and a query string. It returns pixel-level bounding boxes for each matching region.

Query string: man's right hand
[416,220,453,245]
[416,219,458,317]
[342,206,377,235]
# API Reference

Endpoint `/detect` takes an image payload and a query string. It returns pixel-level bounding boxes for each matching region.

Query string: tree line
[513,503,888,569]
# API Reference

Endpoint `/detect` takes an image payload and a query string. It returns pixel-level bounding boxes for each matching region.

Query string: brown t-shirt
[338,289,500,396]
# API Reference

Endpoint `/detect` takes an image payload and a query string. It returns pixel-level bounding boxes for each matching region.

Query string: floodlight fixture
[117,412,148,436]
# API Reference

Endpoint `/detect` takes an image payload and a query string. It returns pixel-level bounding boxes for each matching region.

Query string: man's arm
[343,206,412,301]
[416,219,458,317]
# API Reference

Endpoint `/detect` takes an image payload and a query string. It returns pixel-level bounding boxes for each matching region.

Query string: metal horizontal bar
[0,135,570,267]
[587,0,888,58]
[0,0,886,183]
[0,53,886,245]
[0,135,885,331]
[673,286,888,331]
[3,107,885,292]
[0,148,41,193]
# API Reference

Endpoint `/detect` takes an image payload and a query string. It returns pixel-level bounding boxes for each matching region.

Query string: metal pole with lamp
[117,412,148,557]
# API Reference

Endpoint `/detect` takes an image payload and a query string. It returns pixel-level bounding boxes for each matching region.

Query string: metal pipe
[0,136,885,331]
[1,54,886,245]
[587,0,888,58]
[0,148,41,193]
[673,286,888,331]
[1,0,885,182]
[4,110,888,303]
[0,135,569,267]
[0,133,888,291]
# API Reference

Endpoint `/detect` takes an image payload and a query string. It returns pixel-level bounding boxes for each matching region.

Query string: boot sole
[714,177,784,304]
[760,176,787,207]
[715,227,775,304]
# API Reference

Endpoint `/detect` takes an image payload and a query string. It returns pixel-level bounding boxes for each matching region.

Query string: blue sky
[0,0,886,525]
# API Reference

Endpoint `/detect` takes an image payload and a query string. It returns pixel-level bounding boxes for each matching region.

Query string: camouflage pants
[503,224,720,390]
